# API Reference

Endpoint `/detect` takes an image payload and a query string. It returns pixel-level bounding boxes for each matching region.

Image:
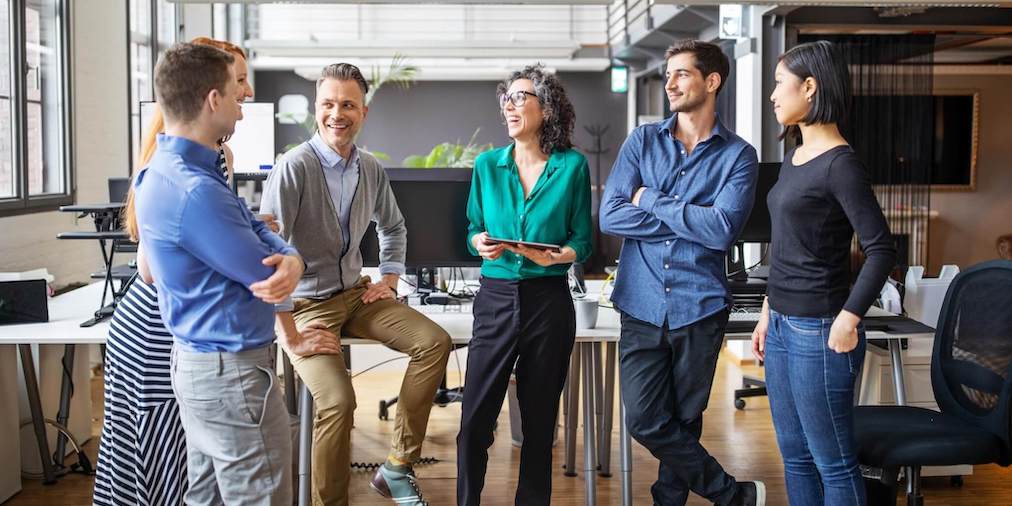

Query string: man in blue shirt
[135,43,313,505]
[600,40,765,506]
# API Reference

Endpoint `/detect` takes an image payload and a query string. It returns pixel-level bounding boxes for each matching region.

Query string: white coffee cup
[573,297,599,329]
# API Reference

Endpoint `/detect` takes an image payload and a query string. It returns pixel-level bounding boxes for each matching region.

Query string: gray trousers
[172,345,293,506]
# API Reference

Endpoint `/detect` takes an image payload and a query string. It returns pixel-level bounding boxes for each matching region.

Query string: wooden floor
[7,349,1012,505]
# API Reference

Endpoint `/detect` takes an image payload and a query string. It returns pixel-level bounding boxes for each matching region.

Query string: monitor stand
[415,266,437,294]
[726,242,749,282]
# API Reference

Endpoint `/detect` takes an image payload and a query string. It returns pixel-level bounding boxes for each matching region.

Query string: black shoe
[730,481,766,506]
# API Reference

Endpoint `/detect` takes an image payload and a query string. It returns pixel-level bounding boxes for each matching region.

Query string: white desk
[0,282,107,485]
[1,282,935,506]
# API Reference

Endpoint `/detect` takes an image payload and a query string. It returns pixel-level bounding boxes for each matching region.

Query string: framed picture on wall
[929,90,979,192]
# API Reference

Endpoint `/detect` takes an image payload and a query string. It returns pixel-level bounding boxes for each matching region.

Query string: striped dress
[93,148,229,506]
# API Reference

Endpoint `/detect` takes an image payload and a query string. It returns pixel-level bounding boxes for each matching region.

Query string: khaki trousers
[287,277,451,506]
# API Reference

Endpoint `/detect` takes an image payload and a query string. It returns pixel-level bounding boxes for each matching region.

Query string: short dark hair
[154,43,235,123]
[496,64,575,155]
[317,63,369,97]
[664,40,731,96]
[778,40,852,135]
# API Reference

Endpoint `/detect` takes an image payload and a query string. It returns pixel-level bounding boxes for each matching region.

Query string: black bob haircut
[778,40,852,140]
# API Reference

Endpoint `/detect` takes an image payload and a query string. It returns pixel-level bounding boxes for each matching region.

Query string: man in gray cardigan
[261,63,451,506]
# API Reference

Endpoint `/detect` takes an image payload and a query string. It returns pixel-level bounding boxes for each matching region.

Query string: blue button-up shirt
[135,134,300,352]
[600,115,758,330]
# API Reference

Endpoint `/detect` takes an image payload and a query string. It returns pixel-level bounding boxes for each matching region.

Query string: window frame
[0,0,74,217]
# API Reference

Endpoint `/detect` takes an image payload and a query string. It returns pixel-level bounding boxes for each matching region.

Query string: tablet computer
[485,237,562,253]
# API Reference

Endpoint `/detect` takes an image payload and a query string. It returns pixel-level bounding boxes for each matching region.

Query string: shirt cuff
[379,262,406,277]
[274,297,294,313]
[637,187,663,214]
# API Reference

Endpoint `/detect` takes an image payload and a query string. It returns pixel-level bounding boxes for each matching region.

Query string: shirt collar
[496,143,563,176]
[310,133,358,171]
[656,113,730,142]
[156,134,221,175]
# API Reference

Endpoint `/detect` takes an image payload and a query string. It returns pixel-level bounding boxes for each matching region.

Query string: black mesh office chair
[855,259,1012,506]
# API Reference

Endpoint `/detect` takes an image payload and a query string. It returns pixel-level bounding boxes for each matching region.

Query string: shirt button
[665,288,671,293]
[681,171,686,176]
[664,264,669,269]
[665,240,671,245]
[680,150,686,156]
[674,195,680,200]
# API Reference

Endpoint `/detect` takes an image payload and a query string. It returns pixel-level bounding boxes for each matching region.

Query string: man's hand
[277,316,342,358]
[828,309,861,354]
[362,275,398,304]
[472,232,505,261]
[250,253,304,303]
[632,187,648,207]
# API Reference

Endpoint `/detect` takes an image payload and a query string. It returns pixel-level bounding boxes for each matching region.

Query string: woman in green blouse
[456,64,593,506]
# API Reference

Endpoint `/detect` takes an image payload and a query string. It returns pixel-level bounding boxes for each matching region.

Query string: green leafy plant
[402,128,493,168]
[366,54,417,106]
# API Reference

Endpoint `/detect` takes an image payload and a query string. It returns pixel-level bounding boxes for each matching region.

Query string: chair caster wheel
[735,398,746,410]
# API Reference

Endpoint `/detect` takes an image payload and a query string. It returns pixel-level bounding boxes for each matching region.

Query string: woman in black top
[753,41,896,506]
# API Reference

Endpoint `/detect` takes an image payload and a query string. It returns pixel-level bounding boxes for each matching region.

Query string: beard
[669,92,706,113]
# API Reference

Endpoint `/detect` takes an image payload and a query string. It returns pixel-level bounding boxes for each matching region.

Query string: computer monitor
[140,101,276,173]
[727,162,780,281]
[359,169,481,278]
[737,162,780,243]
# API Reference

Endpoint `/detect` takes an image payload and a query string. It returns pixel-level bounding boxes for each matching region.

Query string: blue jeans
[764,309,867,506]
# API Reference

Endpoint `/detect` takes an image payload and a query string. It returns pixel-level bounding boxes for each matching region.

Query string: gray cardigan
[260,142,406,299]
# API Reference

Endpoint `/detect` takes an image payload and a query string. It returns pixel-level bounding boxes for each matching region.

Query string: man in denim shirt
[600,40,764,506]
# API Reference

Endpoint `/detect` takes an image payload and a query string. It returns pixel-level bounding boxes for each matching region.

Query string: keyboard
[728,306,762,322]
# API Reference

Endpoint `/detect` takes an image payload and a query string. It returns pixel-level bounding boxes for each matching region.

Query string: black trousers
[456,276,576,506]
[619,309,737,506]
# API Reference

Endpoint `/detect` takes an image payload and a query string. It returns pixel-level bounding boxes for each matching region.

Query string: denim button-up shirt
[599,115,758,330]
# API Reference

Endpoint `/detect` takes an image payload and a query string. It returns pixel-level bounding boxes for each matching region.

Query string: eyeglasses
[499,90,538,108]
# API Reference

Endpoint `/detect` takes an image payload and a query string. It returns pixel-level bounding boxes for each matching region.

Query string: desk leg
[591,343,604,473]
[598,342,615,477]
[298,380,314,506]
[53,344,76,468]
[283,353,297,416]
[581,344,598,506]
[564,348,580,477]
[888,340,907,406]
[19,344,56,485]
[619,376,633,506]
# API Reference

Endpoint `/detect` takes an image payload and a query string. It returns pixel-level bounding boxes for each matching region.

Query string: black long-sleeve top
[767,146,897,318]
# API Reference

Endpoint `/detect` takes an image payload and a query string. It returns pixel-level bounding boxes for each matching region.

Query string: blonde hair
[123,38,247,241]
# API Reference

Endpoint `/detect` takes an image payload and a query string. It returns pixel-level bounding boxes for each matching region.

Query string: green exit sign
[611,65,628,93]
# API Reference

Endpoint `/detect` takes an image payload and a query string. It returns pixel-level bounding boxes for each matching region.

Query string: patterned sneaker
[370,463,429,506]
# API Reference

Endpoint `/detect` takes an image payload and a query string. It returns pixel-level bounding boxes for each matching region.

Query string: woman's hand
[751,297,770,361]
[472,232,505,261]
[828,309,861,353]
[504,244,576,267]
[258,213,281,233]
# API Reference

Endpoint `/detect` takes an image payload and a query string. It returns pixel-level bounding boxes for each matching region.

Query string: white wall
[0,1,129,288]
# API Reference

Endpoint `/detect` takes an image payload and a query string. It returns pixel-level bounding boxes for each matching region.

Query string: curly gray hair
[496,64,575,155]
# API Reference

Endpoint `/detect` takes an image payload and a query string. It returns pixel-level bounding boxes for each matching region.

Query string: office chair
[855,259,1012,506]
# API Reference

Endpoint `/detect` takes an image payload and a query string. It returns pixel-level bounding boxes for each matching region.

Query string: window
[128,0,176,168]
[0,0,73,216]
